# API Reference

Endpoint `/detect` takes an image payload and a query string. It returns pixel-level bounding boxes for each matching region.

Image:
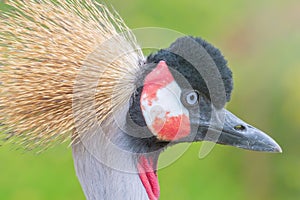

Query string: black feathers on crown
[146,36,233,109]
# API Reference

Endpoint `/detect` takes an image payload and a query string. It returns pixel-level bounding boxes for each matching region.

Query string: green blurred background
[0,0,299,199]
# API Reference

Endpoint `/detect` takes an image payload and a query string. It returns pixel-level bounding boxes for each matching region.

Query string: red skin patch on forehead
[142,61,174,106]
[152,114,191,141]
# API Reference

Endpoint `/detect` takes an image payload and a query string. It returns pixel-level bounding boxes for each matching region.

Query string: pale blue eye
[186,91,198,105]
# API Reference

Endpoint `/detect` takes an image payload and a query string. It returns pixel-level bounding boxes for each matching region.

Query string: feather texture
[0,0,144,149]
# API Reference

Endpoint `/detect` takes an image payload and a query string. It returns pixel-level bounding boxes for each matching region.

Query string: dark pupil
[189,94,195,101]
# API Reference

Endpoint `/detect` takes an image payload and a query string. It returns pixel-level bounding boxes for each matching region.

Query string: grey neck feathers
[72,105,160,200]
[72,139,149,200]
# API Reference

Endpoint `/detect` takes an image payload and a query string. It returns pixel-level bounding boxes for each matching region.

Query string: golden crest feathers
[0,0,144,149]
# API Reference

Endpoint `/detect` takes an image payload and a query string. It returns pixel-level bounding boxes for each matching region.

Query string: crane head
[128,36,282,153]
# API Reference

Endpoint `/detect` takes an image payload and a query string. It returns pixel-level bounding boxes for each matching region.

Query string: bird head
[127,36,281,153]
[0,1,281,154]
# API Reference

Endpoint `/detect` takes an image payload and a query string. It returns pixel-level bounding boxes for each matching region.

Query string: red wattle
[138,156,160,200]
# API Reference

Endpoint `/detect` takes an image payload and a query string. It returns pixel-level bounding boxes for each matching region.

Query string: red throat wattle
[138,156,160,200]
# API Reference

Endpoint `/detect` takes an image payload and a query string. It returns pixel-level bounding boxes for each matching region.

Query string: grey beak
[198,109,282,153]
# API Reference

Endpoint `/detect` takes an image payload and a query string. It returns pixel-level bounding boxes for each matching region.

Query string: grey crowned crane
[0,1,281,200]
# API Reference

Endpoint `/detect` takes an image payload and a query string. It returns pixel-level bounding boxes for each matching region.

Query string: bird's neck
[72,115,161,200]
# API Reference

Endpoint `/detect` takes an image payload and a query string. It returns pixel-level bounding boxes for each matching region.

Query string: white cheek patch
[140,61,191,141]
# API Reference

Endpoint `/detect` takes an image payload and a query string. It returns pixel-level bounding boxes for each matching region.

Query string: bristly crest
[0,0,144,149]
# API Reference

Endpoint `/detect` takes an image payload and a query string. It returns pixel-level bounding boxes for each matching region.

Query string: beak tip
[258,137,283,153]
[260,138,282,153]
[266,136,282,153]
[273,144,283,153]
